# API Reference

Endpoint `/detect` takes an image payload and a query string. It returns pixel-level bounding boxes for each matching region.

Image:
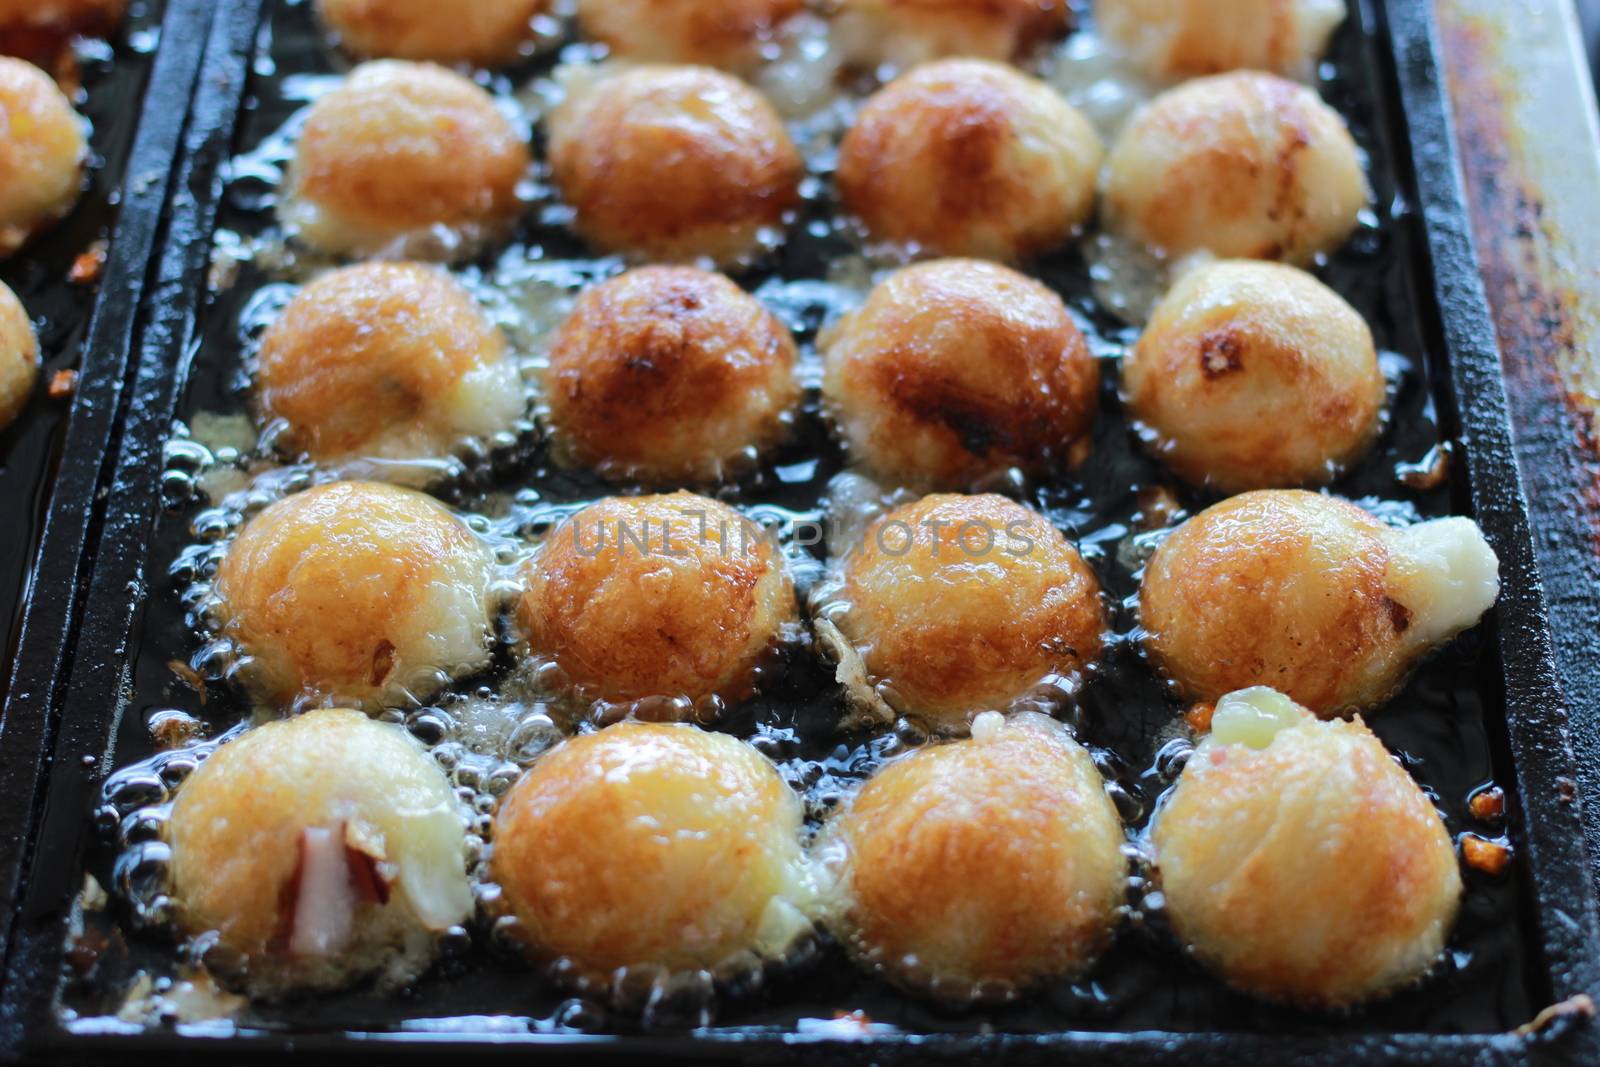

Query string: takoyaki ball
[820,712,1125,999]
[574,0,803,71]
[1152,687,1462,1008]
[167,709,473,998]
[0,280,39,432]
[837,59,1102,262]
[491,722,815,984]
[1123,260,1384,491]
[316,0,546,66]
[543,266,800,483]
[257,263,522,463]
[0,58,86,248]
[0,0,125,33]
[815,494,1105,732]
[1103,72,1366,265]
[1095,0,1346,80]
[518,493,797,716]
[1140,491,1501,715]
[832,0,1071,68]
[821,259,1098,489]
[283,61,528,260]
[546,64,803,265]
[214,482,497,710]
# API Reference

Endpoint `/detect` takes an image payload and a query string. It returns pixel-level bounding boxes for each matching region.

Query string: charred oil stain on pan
[1439,4,1600,903]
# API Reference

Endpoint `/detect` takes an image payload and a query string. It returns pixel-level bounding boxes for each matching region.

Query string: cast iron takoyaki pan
[1,0,1596,1063]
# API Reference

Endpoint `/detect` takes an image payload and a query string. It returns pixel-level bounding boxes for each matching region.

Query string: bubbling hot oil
[87,0,1528,1036]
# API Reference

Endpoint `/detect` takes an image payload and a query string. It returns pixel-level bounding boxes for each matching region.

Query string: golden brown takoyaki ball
[820,712,1125,998]
[542,266,800,483]
[491,722,815,983]
[167,709,473,998]
[257,263,524,463]
[837,59,1102,262]
[0,280,38,432]
[821,259,1098,489]
[1095,0,1347,80]
[832,0,1071,69]
[1103,72,1366,265]
[546,64,803,265]
[1140,491,1501,716]
[518,493,797,715]
[284,61,528,259]
[575,0,804,71]
[316,0,547,66]
[214,482,497,710]
[1122,260,1384,491]
[0,0,125,32]
[815,494,1105,732]
[0,58,85,248]
[1152,687,1462,1008]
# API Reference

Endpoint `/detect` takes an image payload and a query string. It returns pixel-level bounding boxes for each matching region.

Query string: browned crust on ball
[1096,0,1314,79]
[0,0,125,32]
[0,56,86,243]
[1152,715,1462,1007]
[543,266,799,481]
[257,263,507,461]
[840,0,1071,63]
[0,280,39,431]
[1103,71,1364,264]
[214,482,490,706]
[822,259,1099,488]
[315,0,547,65]
[1138,491,1409,714]
[574,0,805,69]
[1123,262,1384,491]
[837,59,1097,261]
[518,493,796,707]
[547,65,802,263]
[491,722,807,974]
[293,62,529,237]
[834,494,1105,720]
[828,715,1124,989]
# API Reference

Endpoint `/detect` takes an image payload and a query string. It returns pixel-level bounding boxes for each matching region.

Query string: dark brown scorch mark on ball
[877,355,1023,458]
[1199,330,1245,379]
[1384,596,1413,634]
[369,639,397,687]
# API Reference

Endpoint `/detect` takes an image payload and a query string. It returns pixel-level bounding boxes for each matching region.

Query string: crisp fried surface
[834,0,1071,66]
[291,61,528,244]
[492,722,811,973]
[544,266,799,482]
[833,494,1104,724]
[0,0,125,31]
[574,0,804,71]
[1104,71,1365,265]
[1095,0,1345,80]
[0,57,84,234]
[316,0,547,66]
[1139,490,1409,714]
[1153,715,1461,1007]
[838,59,1101,262]
[1124,260,1383,491]
[826,714,1125,989]
[822,259,1098,488]
[547,64,802,264]
[258,262,520,462]
[0,280,37,431]
[214,481,494,707]
[519,492,797,706]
